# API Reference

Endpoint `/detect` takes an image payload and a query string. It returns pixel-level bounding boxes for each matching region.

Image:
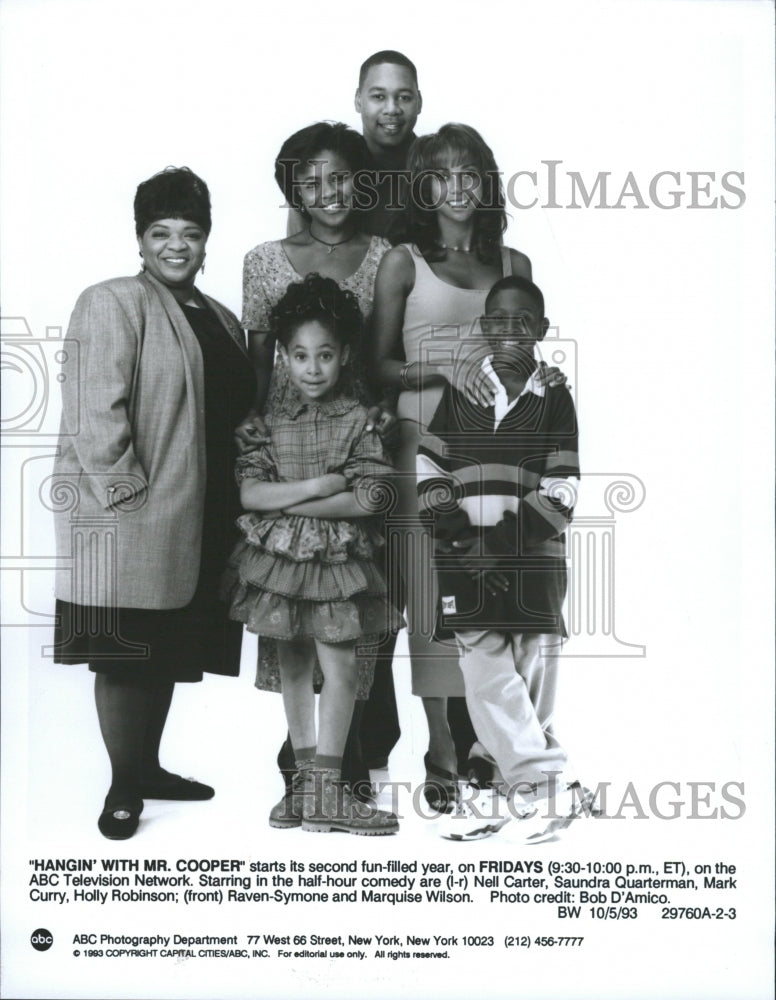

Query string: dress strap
[500,246,512,277]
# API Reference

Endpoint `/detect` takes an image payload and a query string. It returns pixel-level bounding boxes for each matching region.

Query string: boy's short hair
[358,50,418,88]
[485,275,545,317]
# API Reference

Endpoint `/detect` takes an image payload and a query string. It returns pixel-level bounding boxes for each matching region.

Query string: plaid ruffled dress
[221,392,404,699]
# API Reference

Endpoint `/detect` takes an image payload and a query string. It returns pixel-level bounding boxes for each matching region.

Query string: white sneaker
[437,788,513,841]
[574,782,604,816]
[513,783,593,845]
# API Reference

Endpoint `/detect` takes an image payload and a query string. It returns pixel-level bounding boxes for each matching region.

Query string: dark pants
[360,634,402,769]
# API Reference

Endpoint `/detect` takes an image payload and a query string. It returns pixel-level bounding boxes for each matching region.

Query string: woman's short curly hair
[406,123,506,265]
[134,166,211,236]
[270,273,363,350]
[275,122,369,215]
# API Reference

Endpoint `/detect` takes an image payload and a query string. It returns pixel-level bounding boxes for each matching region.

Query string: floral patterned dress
[221,392,404,699]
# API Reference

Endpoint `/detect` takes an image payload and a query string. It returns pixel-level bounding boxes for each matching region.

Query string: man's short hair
[358,50,418,88]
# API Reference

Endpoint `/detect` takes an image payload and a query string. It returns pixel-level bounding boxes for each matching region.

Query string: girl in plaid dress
[222,275,403,834]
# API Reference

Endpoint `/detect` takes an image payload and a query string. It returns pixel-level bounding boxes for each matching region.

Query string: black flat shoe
[98,793,144,840]
[140,770,214,801]
[422,752,459,814]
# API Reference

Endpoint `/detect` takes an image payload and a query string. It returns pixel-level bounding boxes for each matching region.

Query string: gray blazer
[52,271,250,609]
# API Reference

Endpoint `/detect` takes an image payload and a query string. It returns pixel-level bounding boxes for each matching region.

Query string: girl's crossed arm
[283,421,394,519]
[282,480,380,519]
[240,473,347,512]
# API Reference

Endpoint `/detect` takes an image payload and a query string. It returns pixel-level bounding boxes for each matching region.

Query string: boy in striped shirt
[417,275,587,842]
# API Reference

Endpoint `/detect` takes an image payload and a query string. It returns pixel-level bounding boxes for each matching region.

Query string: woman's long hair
[405,123,506,265]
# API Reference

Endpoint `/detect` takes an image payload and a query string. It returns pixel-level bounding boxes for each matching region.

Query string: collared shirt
[480,354,545,430]
[416,375,579,555]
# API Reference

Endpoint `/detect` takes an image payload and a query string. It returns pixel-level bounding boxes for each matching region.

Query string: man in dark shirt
[350,52,421,772]
[352,52,480,778]
[281,51,479,788]
[352,50,421,240]
[287,50,420,241]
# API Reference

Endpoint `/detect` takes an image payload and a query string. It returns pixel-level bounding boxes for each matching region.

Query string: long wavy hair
[405,123,506,265]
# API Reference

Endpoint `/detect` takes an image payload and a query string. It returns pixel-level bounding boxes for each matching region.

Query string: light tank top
[397,244,513,426]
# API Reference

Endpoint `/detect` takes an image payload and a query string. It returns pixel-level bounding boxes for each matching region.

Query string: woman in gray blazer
[52,167,256,840]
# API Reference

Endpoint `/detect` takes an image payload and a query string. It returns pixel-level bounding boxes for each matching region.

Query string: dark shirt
[356,135,416,243]
[182,303,256,583]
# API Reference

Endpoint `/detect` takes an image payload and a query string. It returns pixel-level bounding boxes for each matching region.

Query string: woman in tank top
[372,123,532,809]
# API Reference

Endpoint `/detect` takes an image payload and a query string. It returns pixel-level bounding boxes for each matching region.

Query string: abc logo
[30,928,54,951]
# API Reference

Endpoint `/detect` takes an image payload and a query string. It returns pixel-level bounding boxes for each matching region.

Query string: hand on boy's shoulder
[450,357,498,409]
[536,361,570,390]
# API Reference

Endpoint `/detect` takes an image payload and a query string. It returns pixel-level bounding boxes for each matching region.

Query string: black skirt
[53,587,243,682]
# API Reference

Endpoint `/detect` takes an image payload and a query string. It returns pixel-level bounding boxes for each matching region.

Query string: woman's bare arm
[371,247,451,393]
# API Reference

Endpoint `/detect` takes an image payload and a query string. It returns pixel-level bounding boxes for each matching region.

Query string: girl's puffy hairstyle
[405,123,506,265]
[134,166,211,236]
[275,121,369,221]
[270,273,363,349]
